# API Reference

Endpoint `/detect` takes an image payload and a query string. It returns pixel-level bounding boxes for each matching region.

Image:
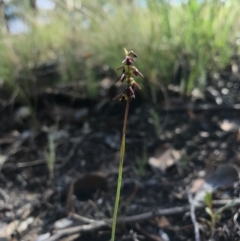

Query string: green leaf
[216,200,235,214]
[205,207,212,217]
[199,217,211,226]
[204,192,212,207]
[213,213,221,223]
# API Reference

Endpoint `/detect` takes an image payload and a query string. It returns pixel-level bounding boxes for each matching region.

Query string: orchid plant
[111,48,143,241]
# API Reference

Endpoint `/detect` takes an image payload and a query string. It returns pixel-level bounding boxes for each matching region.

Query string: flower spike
[113,48,143,101]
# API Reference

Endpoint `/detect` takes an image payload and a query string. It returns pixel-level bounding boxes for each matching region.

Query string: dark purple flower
[113,85,136,102]
[122,56,135,65]
[132,67,144,77]
[133,81,141,90]
[115,73,126,83]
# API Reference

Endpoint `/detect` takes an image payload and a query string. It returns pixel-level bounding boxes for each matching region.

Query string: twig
[44,198,240,241]
[188,190,200,241]
[135,223,164,241]
[233,210,240,230]
[16,159,46,168]
[47,221,107,241]
[70,213,99,224]
[161,103,240,112]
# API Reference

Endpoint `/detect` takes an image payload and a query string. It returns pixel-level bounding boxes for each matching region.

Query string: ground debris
[148,143,181,172]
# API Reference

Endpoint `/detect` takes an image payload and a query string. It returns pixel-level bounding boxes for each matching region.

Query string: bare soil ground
[1,64,240,241]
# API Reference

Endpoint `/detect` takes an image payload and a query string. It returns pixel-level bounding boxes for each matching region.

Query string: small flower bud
[128,51,138,58]
[124,48,138,58]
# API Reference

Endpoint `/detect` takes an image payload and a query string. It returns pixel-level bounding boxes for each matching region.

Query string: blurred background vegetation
[0,0,240,100]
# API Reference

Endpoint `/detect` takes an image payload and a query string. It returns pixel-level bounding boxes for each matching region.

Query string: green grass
[135,143,148,177]
[0,0,239,98]
[46,125,57,180]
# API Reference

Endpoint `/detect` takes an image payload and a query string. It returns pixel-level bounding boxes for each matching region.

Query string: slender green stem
[111,99,130,241]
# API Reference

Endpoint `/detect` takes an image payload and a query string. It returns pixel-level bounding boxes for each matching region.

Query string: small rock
[74,173,108,200]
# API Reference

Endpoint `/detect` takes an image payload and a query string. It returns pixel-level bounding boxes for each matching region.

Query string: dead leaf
[189,178,205,194]
[194,164,240,202]
[156,216,170,228]
[0,220,20,239]
[54,218,73,229]
[206,164,239,188]
[17,217,33,234]
[148,143,181,172]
